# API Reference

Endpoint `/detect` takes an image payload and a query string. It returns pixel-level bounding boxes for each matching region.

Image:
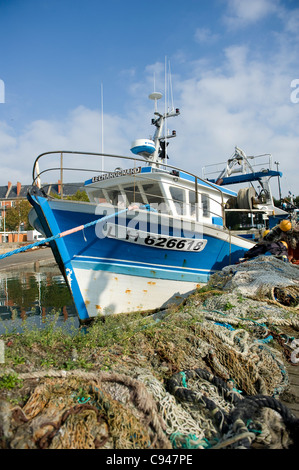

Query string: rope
[0,368,171,449]
[224,395,299,448]
[270,286,299,310]
[134,370,207,444]
[0,207,131,260]
[166,368,299,449]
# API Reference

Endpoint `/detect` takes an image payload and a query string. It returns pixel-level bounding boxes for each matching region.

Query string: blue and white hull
[28,191,253,321]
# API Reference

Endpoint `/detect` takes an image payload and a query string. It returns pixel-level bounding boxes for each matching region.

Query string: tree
[67,190,89,202]
[51,189,90,202]
[4,200,33,231]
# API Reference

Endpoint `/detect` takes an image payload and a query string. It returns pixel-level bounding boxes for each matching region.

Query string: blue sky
[0,0,299,197]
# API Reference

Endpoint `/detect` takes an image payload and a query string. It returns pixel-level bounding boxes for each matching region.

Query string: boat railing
[32,150,227,227]
[202,153,273,180]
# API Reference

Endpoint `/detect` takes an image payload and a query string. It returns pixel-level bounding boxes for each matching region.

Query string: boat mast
[131,64,180,166]
[149,91,180,165]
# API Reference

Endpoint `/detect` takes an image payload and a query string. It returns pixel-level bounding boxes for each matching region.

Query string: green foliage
[0,373,22,390]
[0,310,163,373]
[4,199,33,231]
[51,190,90,202]
[67,190,89,202]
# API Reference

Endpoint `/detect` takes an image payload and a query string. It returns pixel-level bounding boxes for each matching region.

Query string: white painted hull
[73,267,201,316]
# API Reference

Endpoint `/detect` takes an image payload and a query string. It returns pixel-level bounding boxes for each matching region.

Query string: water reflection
[0,263,79,334]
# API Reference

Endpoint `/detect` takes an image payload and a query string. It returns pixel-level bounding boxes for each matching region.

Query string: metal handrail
[32,150,227,226]
[202,153,273,179]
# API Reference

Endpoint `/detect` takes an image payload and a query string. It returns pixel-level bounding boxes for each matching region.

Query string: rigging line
[101,82,104,173]
[168,60,174,111]
[164,56,168,166]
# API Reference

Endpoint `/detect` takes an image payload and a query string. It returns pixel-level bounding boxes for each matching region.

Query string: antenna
[168,60,174,111]
[145,60,179,165]
[164,56,168,165]
[149,91,162,113]
[101,82,104,172]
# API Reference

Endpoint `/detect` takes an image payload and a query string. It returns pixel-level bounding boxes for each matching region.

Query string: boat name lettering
[92,166,141,183]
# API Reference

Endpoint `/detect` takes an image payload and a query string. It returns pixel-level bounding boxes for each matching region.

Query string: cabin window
[106,189,119,205]
[201,193,210,217]
[142,183,165,208]
[86,188,109,203]
[189,190,196,216]
[138,182,169,213]
[123,185,144,205]
[88,181,168,212]
[123,182,166,212]
[169,186,187,215]
[103,187,127,207]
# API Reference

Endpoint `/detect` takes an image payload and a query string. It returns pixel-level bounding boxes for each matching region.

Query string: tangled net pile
[0,371,170,449]
[0,363,298,450]
[211,255,299,309]
[0,257,299,449]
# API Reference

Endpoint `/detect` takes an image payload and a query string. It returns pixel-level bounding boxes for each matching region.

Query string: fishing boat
[27,92,280,323]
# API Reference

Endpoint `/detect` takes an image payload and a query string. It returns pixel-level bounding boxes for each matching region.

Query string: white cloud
[168,43,299,198]
[285,10,299,34]
[0,122,16,152]
[224,0,279,28]
[194,27,218,44]
[0,106,132,186]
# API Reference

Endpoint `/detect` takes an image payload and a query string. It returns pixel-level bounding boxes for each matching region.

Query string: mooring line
[0,207,129,261]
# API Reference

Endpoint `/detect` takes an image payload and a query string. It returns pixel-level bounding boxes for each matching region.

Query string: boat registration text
[103,223,207,252]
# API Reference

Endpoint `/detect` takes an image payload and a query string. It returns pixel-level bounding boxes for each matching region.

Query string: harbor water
[0,248,79,334]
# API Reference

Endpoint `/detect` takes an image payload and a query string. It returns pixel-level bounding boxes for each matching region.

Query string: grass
[1,281,295,394]
[0,285,220,380]
[0,290,211,388]
[0,310,168,373]
[0,372,23,390]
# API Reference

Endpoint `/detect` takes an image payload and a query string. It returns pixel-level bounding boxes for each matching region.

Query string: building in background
[0,181,78,243]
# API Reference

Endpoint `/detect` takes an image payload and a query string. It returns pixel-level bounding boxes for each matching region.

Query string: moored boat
[28,92,279,322]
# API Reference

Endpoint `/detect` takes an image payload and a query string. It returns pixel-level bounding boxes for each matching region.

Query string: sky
[0,0,299,198]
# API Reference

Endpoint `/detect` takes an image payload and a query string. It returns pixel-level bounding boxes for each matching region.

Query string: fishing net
[1,256,299,449]
[210,256,299,308]
[0,343,297,451]
[0,371,170,449]
[0,367,296,450]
